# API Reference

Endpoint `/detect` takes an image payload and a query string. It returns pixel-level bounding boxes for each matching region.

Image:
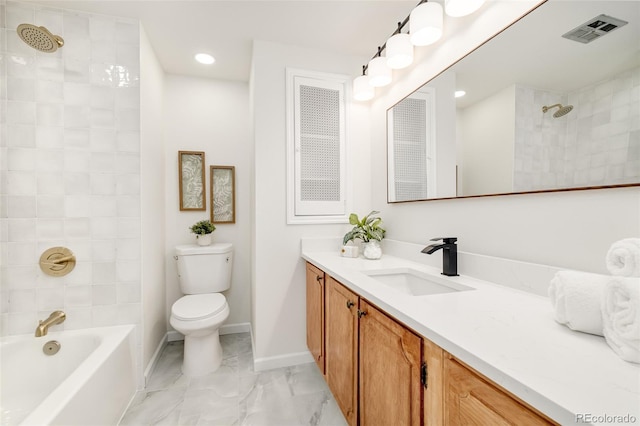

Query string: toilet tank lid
[176,243,233,255]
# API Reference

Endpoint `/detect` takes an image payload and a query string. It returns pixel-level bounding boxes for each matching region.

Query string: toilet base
[182,329,223,376]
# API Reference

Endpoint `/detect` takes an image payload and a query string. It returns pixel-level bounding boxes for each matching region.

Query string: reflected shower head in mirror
[542,103,573,118]
[16,24,64,53]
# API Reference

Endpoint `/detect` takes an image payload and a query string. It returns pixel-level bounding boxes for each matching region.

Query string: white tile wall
[514,66,640,191]
[1,0,141,365]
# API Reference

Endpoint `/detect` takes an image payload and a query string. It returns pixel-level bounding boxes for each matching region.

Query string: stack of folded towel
[548,238,640,364]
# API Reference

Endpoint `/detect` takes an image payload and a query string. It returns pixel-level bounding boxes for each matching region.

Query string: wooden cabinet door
[444,355,556,426]
[306,262,325,373]
[359,300,422,426]
[423,338,444,425]
[325,277,358,426]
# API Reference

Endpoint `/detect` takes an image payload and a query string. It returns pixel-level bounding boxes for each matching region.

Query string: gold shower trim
[39,247,76,277]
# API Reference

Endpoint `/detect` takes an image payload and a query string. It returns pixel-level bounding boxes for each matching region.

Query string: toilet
[170,243,233,376]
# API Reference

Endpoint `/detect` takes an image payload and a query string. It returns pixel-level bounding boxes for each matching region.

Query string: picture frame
[210,165,236,224]
[178,151,206,211]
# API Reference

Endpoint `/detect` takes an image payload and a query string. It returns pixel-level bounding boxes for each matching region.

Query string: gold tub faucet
[35,310,66,337]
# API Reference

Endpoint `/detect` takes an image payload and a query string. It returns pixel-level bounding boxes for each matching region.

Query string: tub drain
[43,340,61,355]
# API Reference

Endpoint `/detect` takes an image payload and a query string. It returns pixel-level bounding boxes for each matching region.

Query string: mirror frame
[386,0,640,203]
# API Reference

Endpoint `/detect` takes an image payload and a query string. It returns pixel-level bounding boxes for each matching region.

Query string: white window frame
[387,87,437,202]
[286,68,350,224]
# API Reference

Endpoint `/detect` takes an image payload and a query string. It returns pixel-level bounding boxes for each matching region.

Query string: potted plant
[190,219,216,246]
[343,211,386,259]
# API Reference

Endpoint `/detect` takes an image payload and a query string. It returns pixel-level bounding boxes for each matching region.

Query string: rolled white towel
[602,277,640,364]
[606,238,640,277]
[548,271,610,336]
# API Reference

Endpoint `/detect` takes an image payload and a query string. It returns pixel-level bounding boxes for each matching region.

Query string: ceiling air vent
[562,14,628,44]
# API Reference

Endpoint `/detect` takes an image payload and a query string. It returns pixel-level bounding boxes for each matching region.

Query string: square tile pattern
[120,333,348,426]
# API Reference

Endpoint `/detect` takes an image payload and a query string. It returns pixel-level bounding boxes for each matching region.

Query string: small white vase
[362,240,382,260]
[196,233,212,246]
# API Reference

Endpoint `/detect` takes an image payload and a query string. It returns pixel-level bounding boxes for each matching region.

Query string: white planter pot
[362,240,382,260]
[196,233,212,246]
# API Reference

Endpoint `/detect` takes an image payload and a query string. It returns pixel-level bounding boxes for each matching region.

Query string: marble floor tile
[119,333,348,426]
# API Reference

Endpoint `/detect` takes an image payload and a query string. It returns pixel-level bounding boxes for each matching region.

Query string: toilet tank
[175,243,233,294]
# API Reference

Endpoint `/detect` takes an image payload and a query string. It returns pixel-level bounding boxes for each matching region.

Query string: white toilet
[170,243,233,376]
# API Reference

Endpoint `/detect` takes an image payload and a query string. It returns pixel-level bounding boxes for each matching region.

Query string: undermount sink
[363,268,474,296]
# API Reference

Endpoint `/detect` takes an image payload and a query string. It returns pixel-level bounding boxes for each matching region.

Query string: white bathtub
[0,325,137,426]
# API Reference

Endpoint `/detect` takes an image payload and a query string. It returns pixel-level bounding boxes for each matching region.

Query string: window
[286,69,349,224]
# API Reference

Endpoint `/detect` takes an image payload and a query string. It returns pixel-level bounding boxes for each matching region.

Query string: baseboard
[143,333,168,388]
[253,350,314,372]
[220,322,251,335]
[166,322,252,343]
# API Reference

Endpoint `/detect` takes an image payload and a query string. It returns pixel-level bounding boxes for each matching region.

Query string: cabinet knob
[346,300,355,309]
[316,275,322,282]
[357,310,367,318]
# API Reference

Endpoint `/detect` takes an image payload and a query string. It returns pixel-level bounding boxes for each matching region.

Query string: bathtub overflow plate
[43,340,61,356]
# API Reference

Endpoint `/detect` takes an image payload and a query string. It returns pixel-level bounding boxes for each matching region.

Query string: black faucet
[421,237,459,276]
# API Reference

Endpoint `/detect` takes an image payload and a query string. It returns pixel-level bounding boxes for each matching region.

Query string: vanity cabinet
[305,262,325,374]
[324,275,422,426]
[359,299,422,426]
[325,277,358,426]
[305,262,557,426]
[444,355,554,425]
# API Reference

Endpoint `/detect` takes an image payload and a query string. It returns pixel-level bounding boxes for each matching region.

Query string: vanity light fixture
[409,1,444,46]
[195,53,215,65]
[368,48,392,87]
[386,23,414,69]
[445,0,486,18]
[353,66,375,101]
[352,0,485,101]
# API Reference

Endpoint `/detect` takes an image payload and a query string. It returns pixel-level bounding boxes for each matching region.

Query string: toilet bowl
[170,243,233,376]
[170,293,229,376]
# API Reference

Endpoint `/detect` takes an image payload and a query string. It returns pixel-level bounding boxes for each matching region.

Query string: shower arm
[542,104,562,113]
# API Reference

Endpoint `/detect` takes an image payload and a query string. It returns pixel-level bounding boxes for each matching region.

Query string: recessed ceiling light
[455,90,466,98]
[195,53,215,65]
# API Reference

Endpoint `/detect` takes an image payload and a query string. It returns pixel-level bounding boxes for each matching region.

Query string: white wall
[1,2,143,377]
[372,0,640,274]
[163,76,251,330]
[251,40,371,366]
[458,84,515,195]
[139,25,166,375]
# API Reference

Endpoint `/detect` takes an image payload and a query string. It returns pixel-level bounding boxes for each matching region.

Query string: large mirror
[387,0,640,202]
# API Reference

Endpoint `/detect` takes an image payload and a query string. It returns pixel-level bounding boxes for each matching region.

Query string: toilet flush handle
[173,256,178,260]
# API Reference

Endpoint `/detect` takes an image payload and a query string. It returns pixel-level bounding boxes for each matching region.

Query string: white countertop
[301,249,640,426]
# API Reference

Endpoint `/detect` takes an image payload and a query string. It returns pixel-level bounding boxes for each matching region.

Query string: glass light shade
[353,75,375,101]
[409,2,443,46]
[386,33,414,69]
[445,0,485,17]
[368,56,392,87]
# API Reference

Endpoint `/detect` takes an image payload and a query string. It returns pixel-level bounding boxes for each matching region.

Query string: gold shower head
[17,23,64,53]
[542,103,574,118]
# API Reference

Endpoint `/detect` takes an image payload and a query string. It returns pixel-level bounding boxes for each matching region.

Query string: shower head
[542,103,574,118]
[17,24,64,53]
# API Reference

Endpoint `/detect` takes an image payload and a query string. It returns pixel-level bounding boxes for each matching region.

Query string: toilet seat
[172,294,227,321]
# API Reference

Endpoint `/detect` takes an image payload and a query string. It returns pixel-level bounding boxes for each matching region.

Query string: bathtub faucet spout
[35,310,66,337]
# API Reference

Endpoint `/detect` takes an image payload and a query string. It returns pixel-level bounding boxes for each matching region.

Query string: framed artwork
[210,165,235,224]
[178,151,206,211]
